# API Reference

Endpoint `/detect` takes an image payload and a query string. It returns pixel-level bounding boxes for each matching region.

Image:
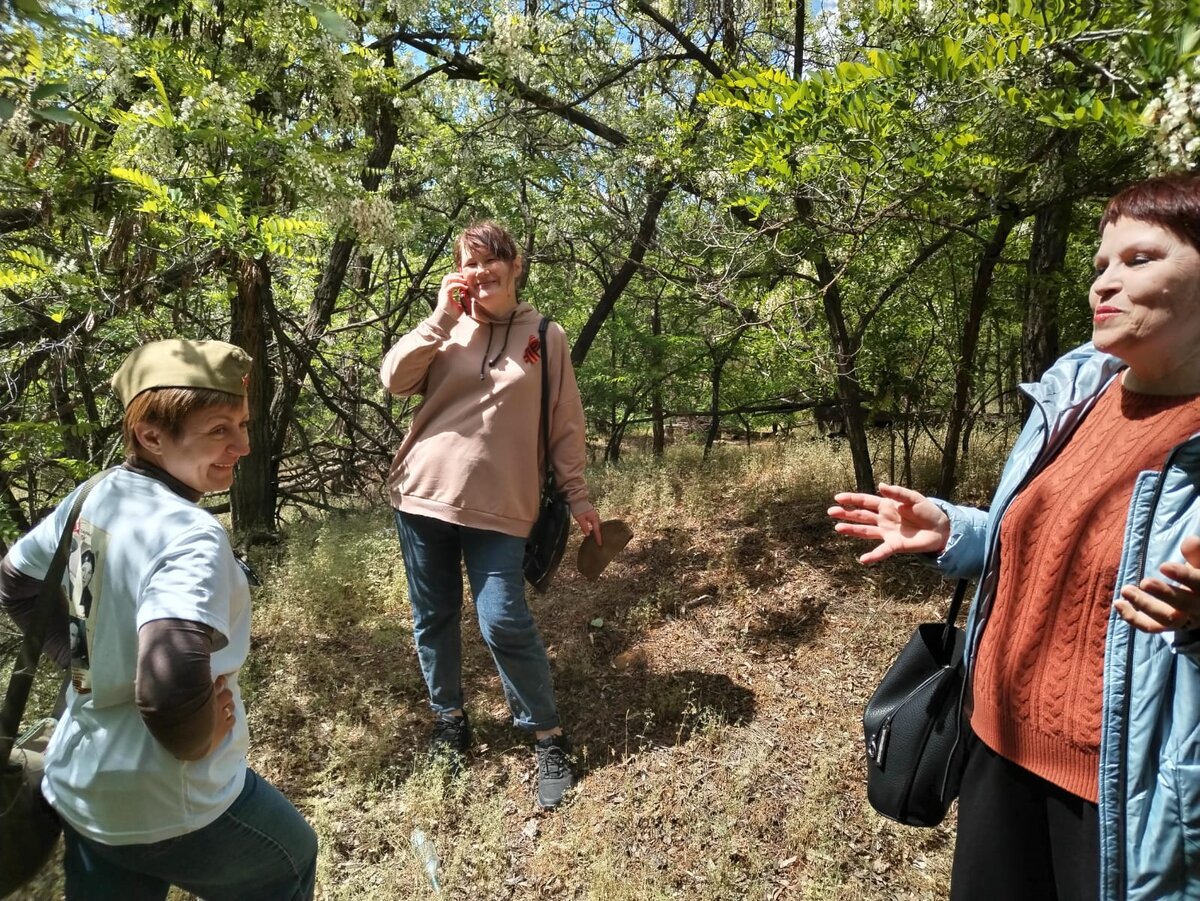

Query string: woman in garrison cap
[0,339,317,900]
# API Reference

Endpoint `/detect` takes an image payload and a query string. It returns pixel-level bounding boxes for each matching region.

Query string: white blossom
[1144,59,1200,172]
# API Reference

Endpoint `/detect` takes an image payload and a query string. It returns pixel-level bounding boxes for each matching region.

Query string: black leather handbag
[523,317,570,594]
[862,578,970,828]
[2,471,107,897]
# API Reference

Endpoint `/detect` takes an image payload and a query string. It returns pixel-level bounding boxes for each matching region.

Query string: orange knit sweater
[971,379,1200,802]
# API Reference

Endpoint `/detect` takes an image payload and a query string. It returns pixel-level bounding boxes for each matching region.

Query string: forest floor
[13,432,1016,901]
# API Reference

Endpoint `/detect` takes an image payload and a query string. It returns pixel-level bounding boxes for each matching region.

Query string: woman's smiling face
[136,398,251,494]
[458,245,520,317]
[1090,217,1200,390]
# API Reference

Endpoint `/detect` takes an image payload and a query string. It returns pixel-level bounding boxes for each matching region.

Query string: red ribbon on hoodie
[523,334,541,365]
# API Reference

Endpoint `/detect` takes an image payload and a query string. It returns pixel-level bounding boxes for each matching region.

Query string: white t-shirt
[7,467,251,845]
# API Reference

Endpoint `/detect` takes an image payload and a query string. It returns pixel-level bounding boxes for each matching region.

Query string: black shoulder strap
[538,316,554,488]
[0,469,111,766]
[939,578,970,654]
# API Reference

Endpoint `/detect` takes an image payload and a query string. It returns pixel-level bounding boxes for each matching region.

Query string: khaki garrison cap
[111,339,252,407]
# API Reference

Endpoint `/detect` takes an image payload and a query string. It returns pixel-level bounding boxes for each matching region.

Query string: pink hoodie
[380,301,593,538]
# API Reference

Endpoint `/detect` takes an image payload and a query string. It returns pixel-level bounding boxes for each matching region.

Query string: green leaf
[0,269,40,289]
[111,166,171,202]
[31,105,76,124]
[8,248,51,270]
[12,0,56,24]
[139,68,174,125]
[0,98,14,121]
[31,81,68,102]
[261,216,322,236]
[33,106,96,129]
[1181,25,1200,58]
[942,37,962,66]
[589,618,604,628]
[311,4,351,40]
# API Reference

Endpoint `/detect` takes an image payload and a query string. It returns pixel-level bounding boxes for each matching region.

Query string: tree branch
[0,207,40,234]
[378,32,631,147]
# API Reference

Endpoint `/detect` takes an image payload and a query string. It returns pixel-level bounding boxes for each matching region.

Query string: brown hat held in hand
[111,339,252,407]
[577,520,634,581]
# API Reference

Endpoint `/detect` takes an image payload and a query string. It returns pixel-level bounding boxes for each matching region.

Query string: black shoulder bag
[2,471,107,898]
[523,317,571,594]
[861,578,970,827]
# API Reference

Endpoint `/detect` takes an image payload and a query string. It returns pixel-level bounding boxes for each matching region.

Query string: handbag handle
[939,578,970,656]
[537,316,555,491]
[0,470,109,767]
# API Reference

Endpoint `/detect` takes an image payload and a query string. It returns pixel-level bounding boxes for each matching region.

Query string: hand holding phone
[453,287,472,317]
[438,273,472,318]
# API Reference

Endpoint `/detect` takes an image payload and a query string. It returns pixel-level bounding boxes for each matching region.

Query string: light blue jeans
[395,511,560,731]
[61,768,317,901]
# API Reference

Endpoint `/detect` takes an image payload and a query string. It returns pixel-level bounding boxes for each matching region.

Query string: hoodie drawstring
[479,310,518,380]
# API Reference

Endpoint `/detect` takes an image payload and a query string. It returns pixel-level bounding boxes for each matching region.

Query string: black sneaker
[535,735,575,809]
[430,711,471,759]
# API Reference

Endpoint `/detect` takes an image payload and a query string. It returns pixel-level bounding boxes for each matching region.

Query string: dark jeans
[951,736,1099,901]
[395,511,560,730]
[61,768,317,901]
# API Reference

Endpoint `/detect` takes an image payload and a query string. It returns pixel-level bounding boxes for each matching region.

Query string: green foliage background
[1,0,1197,539]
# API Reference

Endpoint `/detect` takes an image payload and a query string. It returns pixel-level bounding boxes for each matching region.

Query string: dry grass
[12,431,1015,901]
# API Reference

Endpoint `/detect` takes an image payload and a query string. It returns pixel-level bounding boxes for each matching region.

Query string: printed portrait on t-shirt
[68,520,108,693]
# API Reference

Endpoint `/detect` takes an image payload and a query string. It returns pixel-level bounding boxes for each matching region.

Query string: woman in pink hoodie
[380,221,602,809]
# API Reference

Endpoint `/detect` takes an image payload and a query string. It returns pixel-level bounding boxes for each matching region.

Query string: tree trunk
[651,292,665,457]
[230,255,277,540]
[703,352,723,458]
[267,90,399,473]
[1021,197,1073,410]
[813,253,874,492]
[938,208,1021,497]
[1022,130,1079,417]
[571,179,672,366]
[50,359,87,463]
[793,0,806,77]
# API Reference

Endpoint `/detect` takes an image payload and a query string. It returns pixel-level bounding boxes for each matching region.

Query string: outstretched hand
[1116,534,1200,634]
[827,483,951,565]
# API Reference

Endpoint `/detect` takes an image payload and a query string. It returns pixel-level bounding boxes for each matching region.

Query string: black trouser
[950,736,1100,901]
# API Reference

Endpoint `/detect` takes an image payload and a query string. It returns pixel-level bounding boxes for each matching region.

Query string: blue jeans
[61,768,317,901]
[395,511,560,731]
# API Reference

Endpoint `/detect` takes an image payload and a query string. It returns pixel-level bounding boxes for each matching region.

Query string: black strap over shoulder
[0,469,111,766]
[939,578,969,656]
[538,316,555,489]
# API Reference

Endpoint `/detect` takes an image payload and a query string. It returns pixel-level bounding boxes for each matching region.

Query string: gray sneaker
[535,735,575,809]
[430,711,471,759]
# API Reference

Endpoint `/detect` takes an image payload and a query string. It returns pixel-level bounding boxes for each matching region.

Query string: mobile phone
[454,287,472,317]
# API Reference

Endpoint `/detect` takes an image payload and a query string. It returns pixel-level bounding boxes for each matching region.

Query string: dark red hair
[1099,175,1200,252]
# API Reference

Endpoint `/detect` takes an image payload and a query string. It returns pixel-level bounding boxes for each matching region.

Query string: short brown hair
[453,220,523,274]
[122,387,244,459]
[1099,175,1200,253]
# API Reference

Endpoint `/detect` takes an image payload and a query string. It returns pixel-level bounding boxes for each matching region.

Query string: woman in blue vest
[830,175,1200,900]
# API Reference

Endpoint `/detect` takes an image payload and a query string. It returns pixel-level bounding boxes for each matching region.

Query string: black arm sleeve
[0,556,70,668]
[134,618,216,761]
